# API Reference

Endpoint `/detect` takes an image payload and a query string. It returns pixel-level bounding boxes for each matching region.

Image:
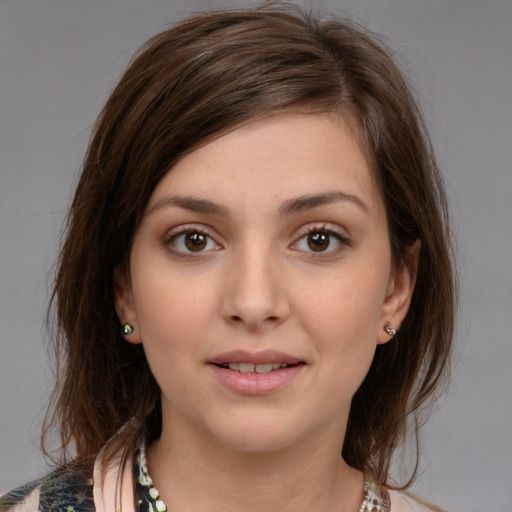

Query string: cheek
[130,273,215,403]
[291,259,390,386]
[129,264,225,411]
[133,273,215,346]
[130,239,213,323]
[295,268,388,340]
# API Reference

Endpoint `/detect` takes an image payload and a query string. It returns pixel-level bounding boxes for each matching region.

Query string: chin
[215,430,297,455]
[205,411,313,455]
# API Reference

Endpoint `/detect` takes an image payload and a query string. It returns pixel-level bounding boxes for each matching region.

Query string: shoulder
[0,466,94,512]
[389,490,449,512]
[0,479,41,512]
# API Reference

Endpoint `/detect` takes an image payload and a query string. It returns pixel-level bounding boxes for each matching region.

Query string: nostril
[230,314,280,324]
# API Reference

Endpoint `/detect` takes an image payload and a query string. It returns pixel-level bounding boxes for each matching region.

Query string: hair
[42,2,456,488]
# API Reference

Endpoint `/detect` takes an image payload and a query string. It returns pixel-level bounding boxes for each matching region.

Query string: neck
[147,417,364,512]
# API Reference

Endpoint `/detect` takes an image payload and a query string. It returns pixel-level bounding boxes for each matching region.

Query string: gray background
[1,0,511,510]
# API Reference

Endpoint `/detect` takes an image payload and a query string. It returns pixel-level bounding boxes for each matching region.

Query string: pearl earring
[384,323,396,337]
[122,323,134,336]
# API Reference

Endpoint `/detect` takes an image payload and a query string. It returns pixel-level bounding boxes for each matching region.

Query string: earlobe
[378,240,420,345]
[113,265,142,344]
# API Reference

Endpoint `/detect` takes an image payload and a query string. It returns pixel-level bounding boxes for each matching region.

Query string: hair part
[43,3,456,488]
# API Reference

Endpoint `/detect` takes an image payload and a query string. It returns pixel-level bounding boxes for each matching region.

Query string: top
[0,445,434,512]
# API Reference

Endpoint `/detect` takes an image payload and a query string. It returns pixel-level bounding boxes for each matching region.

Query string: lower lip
[208,364,304,395]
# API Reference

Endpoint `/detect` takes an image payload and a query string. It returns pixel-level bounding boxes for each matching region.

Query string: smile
[218,363,292,374]
[208,351,305,395]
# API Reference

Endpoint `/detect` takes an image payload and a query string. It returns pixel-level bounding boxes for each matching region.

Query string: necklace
[360,468,390,512]
[136,442,390,512]
[137,441,167,512]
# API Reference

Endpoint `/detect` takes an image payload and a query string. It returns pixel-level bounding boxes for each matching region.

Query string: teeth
[224,362,289,373]
[255,364,273,374]
[239,363,255,373]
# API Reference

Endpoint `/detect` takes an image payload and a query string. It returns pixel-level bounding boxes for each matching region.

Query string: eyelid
[163,224,223,256]
[164,223,212,241]
[290,223,350,257]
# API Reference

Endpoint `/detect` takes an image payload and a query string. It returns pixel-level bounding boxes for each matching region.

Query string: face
[115,113,416,455]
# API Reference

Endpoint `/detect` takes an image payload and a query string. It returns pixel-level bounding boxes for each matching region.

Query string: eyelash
[292,224,350,258]
[163,223,350,259]
[164,226,221,259]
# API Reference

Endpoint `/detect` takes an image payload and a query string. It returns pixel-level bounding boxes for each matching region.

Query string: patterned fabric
[134,446,166,512]
[0,466,94,512]
[1,452,390,512]
[134,446,390,512]
[0,479,42,511]
[361,468,391,512]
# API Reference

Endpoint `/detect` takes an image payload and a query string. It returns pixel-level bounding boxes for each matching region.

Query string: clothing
[0,445,433,512]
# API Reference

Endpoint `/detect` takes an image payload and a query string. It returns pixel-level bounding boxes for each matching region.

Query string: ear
[377,240,420,345]
[113,264,142,344]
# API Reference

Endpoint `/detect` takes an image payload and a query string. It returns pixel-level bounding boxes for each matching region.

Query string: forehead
[145,113,381,216]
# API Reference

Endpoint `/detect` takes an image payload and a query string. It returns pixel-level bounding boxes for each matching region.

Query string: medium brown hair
[43,3,456,487]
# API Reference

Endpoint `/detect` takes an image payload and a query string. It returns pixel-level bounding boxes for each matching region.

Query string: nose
[221,245,290,332]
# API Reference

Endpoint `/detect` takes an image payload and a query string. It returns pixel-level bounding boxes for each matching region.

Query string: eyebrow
[147,195,229,216]
[147,190,369,217]
[279,191,369,216]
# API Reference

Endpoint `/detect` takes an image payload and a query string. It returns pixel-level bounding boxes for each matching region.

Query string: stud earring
[384,323,396,337]
[122,323,134,336]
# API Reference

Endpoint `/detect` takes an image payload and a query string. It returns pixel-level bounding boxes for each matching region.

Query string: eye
[167,229,221,254]
[293,226,348,255]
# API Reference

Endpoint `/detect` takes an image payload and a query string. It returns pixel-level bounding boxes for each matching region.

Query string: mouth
[208,350,304,370]
[207,350,305,394]
[214,362,300,374]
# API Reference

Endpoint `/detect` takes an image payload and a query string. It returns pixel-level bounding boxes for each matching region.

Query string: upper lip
[208,350,304,366]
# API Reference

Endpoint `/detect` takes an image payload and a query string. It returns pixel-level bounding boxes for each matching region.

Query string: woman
[1,4,455,511]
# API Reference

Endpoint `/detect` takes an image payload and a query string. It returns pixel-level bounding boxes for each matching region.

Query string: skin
[114,113,418,512]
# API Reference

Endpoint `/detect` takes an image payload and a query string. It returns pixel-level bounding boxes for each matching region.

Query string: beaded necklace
[135,442,390,512]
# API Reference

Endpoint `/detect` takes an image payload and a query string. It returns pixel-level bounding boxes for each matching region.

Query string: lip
[208,350,303,366]
[207,350,305,395]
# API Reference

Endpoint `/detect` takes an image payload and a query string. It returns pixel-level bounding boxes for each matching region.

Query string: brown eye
[307,232,329,252]
[184,232,207,252]
[169,230,219,254]
[293,227,347,256]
